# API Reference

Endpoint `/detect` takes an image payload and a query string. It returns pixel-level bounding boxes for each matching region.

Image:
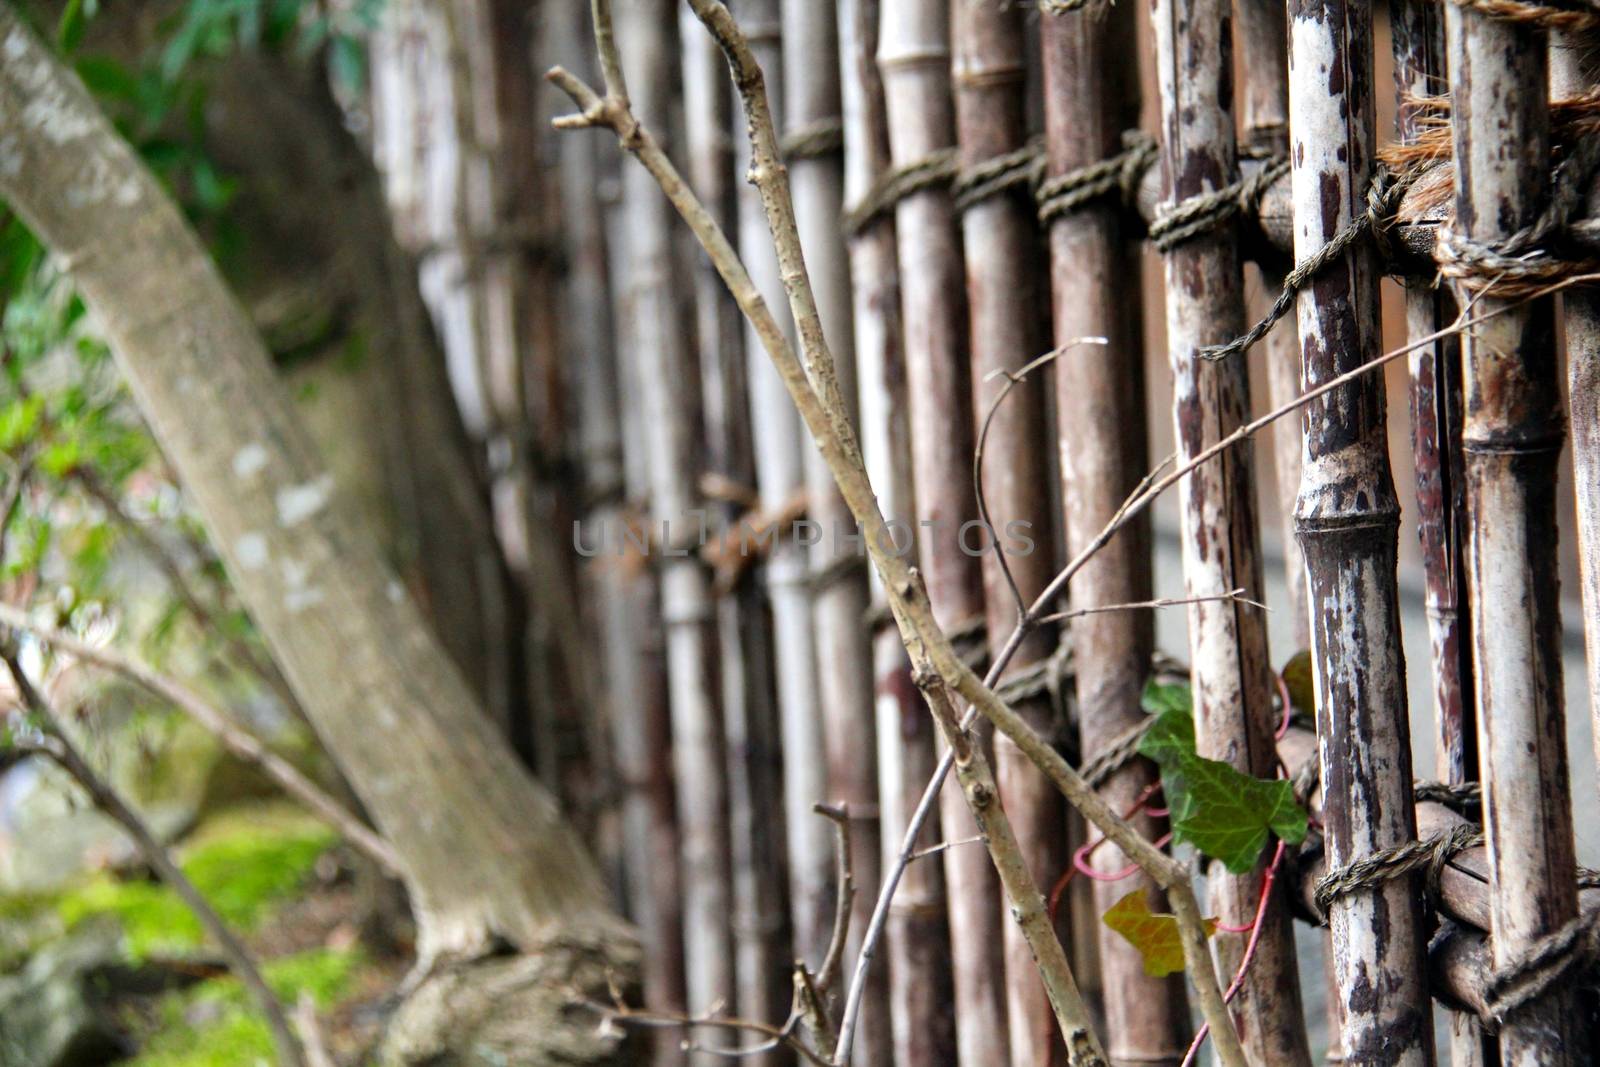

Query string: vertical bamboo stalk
[1289,0,1432,1062]
[878,1,1010,1062]
[782,0,890,1055]
[615,0,737,1039]
[730,0,836,972]
[1150,0,1312,1059]
[950,4,1063,1062]
[1039,4,1193,1063]
[840,0,959,1061]
[1392,6,1489,1065]
[679,8,791,1042]
[1553,39,1600,810]
[1445,8,1580,1065]
[555,2,686,1048]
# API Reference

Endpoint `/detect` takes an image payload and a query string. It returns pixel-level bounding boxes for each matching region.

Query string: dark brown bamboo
[615,1,737,1045]
[1151,0,1311,1059]
[1289,0,1433,1062]
[840,0,958,1061]
[679,7,791,1044]
[1392,5,1488,1064]
[950,4,1064,1063]
[1039,4,1192,1063]
[878,0,1009,1061]
[1445,7,1581,1065]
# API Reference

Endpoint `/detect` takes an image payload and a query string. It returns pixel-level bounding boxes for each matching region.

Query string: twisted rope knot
[1483,907,1600,1023]
[780,118,844,162]
[840,148,960,237]
[1036,131,1159,226]
[1148,155,1289,253]
[1313,822,1483,916]
[952,139,1046,213]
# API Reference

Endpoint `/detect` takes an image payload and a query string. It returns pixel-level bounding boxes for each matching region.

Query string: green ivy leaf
[1140,680,1192,718]
[1102,889,1216,977]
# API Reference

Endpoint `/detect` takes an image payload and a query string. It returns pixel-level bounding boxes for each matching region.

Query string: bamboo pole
[730,0,835,969]
[780,0,890,1054]
[1150,0,1312,1058]
[949,4,1064,1062]
[877,1,1009,1061]
[1039,5,1193,1064]
[613,0,736,1041]
[839,0,958,1061]
[1391,4,1488,1064]
[1553,37,1600,811]
[1444,6,1581,1064]
[1289,0,1434,1062]
[679,10,791,1043]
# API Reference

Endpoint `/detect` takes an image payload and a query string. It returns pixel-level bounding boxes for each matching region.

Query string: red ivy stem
[1179,838,1289,1067]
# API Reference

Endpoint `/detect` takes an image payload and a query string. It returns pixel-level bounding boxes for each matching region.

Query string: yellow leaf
[1280,649,1317,720]
[1102,889,1217,977]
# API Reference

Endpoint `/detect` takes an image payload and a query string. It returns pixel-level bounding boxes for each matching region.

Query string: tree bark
[0,9,636,1062]
[878,1,1010,1061]
[1289,0,1433,1062]
[950,3,1064,1062]
[1040,4,1193,1064]
[1446,7,1581,1065]
[1150,0,1311,1057]
[839,0,958,1061]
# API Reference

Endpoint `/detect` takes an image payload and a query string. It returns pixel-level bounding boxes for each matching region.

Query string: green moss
[50,804,336,958]
[126,947,363,1067]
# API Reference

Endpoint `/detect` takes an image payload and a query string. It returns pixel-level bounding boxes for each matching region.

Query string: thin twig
[1035,588,1267,626]
[0,600,402,876]
[1,653,306,1067]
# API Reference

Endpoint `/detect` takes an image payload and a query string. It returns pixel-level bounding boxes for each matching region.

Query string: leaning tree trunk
[1289,0,1433,1063]
[1445,7,1581,1065]
[0,10,635,1064]
[1038,3,1193,1063]
[1149,0,1311,1058]
[615,0,738,1043]
[839,0,958,1062]
[679,5,791,1046]
[781,0,890,1055]
[730,0,836,968]
[554,0,687,1052]
[950,3,1064,1062]
[878,1,1010,1061]
[1392,4,1488,1062]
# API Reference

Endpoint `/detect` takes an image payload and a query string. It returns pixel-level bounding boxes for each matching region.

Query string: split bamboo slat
[877,1,1010,1063]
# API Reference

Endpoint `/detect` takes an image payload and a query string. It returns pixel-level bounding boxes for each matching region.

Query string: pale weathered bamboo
[1392,5,1487,1064]
[614,0,736,1042]
[679,8,791,1043]
[1552,38,1600,812]
[877,1,1009,1061]
[950,3,1064,1062]
[729,0,835,968]
[1151,0,1311,1058]
[1446,7,1581,1064]
[839,0,958,1061]
[1290,0,1433,1061]
[1039,4,1193,1063]
[782,0,888,1054]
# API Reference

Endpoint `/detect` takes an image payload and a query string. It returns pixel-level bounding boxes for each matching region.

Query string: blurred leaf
[0,395,45,452]
[1103,889,1215,977]
[1281,649,1316,720]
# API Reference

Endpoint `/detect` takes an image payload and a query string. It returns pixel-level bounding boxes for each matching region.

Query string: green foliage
[1101,889,1216,978]
[1137,679,1308,874]
[54,810,335,958]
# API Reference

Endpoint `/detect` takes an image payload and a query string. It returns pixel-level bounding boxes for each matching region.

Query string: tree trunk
[1150,0,1312,1058]
[1040,4,1193,1063]
[1289,0,1433,1062]
[1445,7,1581,1065]
[950,4,1064,1062]
[0,9,636,1062]
[840,0,958,1061]
[878,1,1010,1061]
